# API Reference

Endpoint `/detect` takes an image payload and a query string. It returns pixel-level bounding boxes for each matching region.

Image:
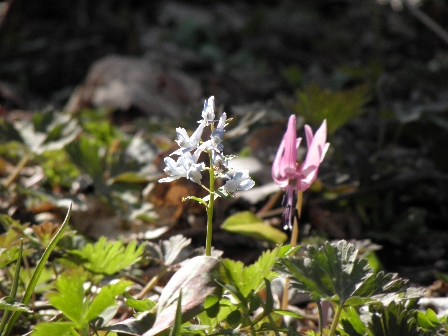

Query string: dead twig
[404,0,448,46]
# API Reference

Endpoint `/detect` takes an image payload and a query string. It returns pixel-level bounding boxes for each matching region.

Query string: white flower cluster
[159,96,254,197]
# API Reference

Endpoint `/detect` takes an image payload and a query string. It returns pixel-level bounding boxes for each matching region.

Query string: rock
[65,55,202,118]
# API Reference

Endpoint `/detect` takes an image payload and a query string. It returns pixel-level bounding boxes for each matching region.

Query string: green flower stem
[205,154,215,256]
[328,304,343,336]
[281,191,302,311]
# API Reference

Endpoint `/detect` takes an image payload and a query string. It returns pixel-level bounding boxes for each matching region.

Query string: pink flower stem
[281,190,302,311]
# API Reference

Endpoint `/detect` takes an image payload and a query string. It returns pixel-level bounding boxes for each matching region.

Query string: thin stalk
[259,299,280,336]
[281,191,302,311]
[0,241,23,334]
[136,267,167,300]
[4,153,31,188]
[317,300,324,334]
[328,304,343,336]
[205,154,215,256]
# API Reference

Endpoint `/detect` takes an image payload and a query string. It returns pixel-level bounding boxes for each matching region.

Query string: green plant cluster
[0,107,447,335]
[0,212,445,335]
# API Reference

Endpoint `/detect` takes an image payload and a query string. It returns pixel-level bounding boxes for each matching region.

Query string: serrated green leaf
[221,211,288,244]
[70,237,144,275]
[368,301,420,336]
[85,280,133,322]
[47,268,88,328]
[65,135,103,181]
[220,247,280,300]
[277,240,417,307]
[0,246,21,269]
[32,321,78,336]
[292,83,370,135]
[339,306,366,335]
[277,244,301,258]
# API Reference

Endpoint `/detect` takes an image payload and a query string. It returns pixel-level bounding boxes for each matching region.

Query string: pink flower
[272,115,329,229]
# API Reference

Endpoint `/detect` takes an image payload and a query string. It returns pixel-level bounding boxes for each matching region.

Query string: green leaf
[277,244,301,258]
[292,83,370,135]
[0,119,23,143]
[226,309,242,327]
[368,301,420,336]
[263,279,274,315]
[273,310,303,319]
[220,247,279,300]
[277,240,416,307]
[0,245,22,269]
[221,211,288,244]
[204,294,220,318]
[47,268,88,328]
[417,309,438,329]
[339,306,366,336]
[85,280,133,322]
[125,294,157,312]
[0,216,35,268]
[32,321,79,336]
[70,236,144,275]
[65,135,104,182]
[0,297,32,313]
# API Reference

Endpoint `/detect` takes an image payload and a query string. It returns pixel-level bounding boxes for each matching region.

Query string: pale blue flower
[171,121,205,156]
[159,156,186,182]
[223,170,255,192]
[201,112,227,152]
[210,112,226,151]
[202,96,215,125]
[159,153,205,184]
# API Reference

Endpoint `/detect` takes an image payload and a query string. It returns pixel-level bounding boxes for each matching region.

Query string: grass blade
[3,203,72,336]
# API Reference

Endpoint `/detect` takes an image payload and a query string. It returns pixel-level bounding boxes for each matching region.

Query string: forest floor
[2,0,448,299]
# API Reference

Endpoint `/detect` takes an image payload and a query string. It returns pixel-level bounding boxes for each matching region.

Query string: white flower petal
[223,170,254,193]
[202,96,215,124]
